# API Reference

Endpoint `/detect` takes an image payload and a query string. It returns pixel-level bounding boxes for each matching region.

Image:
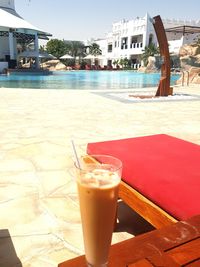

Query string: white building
[96,13,200,68]
[0,0,51,72]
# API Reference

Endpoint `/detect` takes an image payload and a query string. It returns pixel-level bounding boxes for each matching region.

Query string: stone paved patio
[0,85,200,267]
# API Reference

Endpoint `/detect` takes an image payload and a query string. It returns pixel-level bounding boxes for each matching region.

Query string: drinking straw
[71,140,81,169]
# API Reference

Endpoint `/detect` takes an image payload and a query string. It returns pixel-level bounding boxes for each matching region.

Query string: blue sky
[15,0,200,41]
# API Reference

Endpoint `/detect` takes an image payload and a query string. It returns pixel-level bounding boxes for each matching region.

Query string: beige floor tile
[0,85,200,266]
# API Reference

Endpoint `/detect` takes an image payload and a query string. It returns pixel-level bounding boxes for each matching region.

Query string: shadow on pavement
[0,229,22,267]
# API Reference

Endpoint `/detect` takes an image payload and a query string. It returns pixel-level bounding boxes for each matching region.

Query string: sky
[15,0,200,42]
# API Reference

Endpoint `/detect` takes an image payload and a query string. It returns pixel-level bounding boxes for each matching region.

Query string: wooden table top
[58,215,200,267]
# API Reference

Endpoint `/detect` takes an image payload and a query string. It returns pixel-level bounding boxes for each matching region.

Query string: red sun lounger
[87,134,200,229]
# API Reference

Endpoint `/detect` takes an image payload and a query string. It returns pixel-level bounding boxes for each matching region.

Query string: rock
[179,44,200,57]
[138,66,147,72]
[189,67,200,83]
[180,55,200,70]
[145,56,158,73]
[195,54,200,63]
[45,59,60,66]
[41,59,60,70]
[179,43,200,71]
[41,60,67,71]
[55,62,66,70]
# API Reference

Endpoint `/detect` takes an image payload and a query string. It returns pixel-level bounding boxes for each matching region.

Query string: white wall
[168,39,183,54]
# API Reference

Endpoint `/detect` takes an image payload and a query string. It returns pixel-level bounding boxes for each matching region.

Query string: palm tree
[141,43,160,66]
[89,43,102,56]
[123,58,130,68]
[113,59,119,68]
[119,58,130,69]
[64,41,85,59]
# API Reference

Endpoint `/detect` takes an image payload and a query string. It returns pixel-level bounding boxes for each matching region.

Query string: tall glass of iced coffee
[75,155,122,267]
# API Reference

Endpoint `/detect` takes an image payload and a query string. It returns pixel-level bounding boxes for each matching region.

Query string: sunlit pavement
[0,84,200,267]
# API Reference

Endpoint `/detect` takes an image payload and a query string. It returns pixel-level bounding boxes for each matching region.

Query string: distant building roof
[165,25,200,35]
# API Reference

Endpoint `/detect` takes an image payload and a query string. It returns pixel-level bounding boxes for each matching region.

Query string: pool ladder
[181,71,189,86]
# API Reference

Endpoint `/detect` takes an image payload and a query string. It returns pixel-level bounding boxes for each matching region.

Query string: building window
[108,44,113,52]
[149,34,153,45]
[130,37,137,48]
[121,37,128,49]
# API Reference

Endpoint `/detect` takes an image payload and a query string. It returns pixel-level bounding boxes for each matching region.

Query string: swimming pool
[0,71,180,90]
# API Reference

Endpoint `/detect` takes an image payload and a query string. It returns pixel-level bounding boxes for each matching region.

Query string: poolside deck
[0,85,200,267]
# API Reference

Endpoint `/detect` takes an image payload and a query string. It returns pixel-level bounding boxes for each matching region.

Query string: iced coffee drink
[76,155,122,267]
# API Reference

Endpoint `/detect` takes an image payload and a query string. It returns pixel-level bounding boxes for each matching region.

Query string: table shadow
[115,200,155,236]
[0,229,22,267]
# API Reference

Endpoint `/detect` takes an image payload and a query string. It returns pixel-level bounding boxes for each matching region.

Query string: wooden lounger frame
[119,180,178,229]
[83,155,178,229]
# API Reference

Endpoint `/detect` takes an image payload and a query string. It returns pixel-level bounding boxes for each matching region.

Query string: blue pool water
[0,71,180,90]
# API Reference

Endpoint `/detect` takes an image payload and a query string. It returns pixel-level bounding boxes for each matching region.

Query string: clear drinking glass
[75,155,122,267]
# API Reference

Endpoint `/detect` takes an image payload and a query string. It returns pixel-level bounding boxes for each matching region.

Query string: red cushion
[87,134,200,220]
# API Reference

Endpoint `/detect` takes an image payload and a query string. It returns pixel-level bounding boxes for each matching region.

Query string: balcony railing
[132,63,141,69]
[130,42,143,49]
[121,44,128,49]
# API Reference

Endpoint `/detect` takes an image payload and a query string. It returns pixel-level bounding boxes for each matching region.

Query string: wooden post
[152,16,173,96]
